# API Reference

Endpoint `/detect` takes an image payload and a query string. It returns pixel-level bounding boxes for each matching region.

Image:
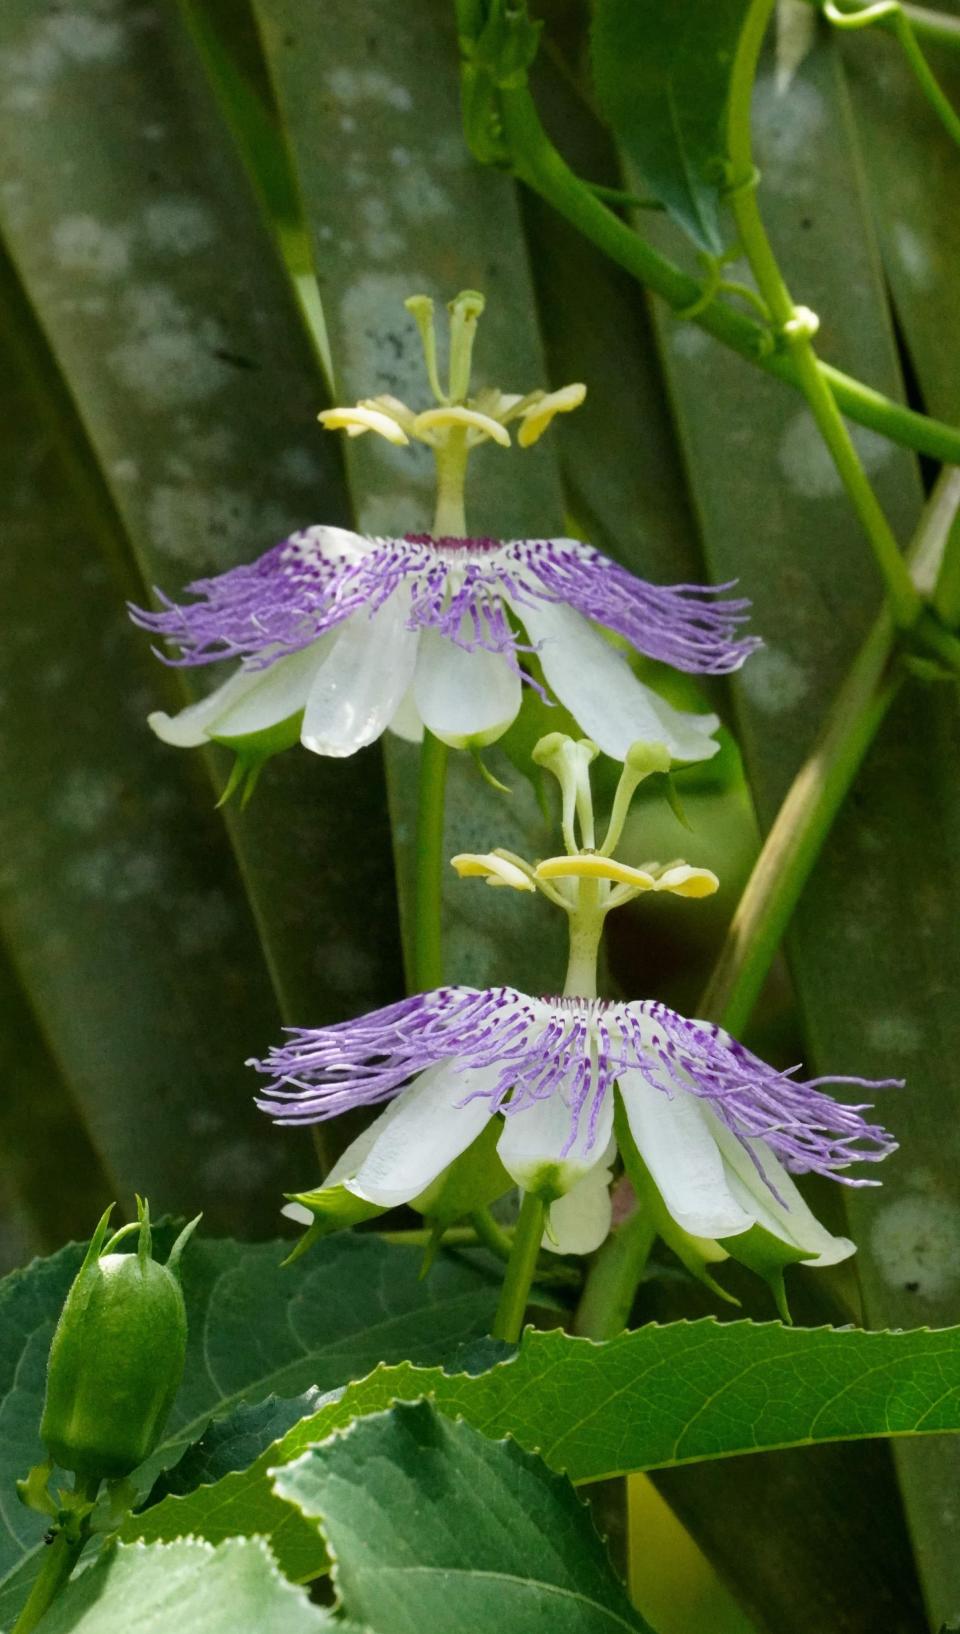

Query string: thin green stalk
[12,1476,100,1634]
[934,509,960,625]
[887,7,960,144]
[802,0,960,50]
[412,729,449,992]
[701,470,960,1034]
[573,1210,656,1338]
[378,1225,480,1248]
[470,1205,514,1262]
[492,1191,546,1342]
[727,0,922,628]
[494,82,960,466]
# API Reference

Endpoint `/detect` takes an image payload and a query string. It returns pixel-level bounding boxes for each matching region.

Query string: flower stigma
[317,289,586,535]
[453,732,719,1000]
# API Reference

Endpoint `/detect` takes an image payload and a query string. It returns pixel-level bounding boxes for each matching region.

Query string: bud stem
[12,1473,100,1634]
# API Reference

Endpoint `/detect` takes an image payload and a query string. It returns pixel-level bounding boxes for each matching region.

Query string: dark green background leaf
[591,0,753,252]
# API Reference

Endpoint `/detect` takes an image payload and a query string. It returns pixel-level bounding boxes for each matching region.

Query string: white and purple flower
[131,526,760,764]
[254,985,898,1260]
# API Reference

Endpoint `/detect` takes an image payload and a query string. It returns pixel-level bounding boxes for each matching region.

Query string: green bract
[40,1202,199,1480]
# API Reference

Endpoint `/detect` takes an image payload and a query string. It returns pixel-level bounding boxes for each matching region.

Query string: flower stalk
[703,450,960,1036]
[11,1474,100,1634]
[465,43,960,466]
[727,0,922,631]
[492,1191,547,1341]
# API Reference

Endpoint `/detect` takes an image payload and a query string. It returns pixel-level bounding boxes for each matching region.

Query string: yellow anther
[535,855,657,891]
[413,406,511,447]
[517,383,587,447]
[450,852,535,891]
[317,406,410,446]
[359,395,417,431]
[652,864,720,898]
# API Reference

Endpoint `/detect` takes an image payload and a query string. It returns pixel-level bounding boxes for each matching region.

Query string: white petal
[387,683,424,744]
[148,668,261,748]
[301,594,418,757]
[207,641,332,738]
[281,1201,314,1227]
[707,1112,855,1267]
[333,1059,494,1208]
[298,524,372,564]
[542,1157,613,1256]
[320,1115,386,1190]
[618,1071,753,1239]
[497,1082,614,1198]
[517,598,720,764]
[413,627,521,749]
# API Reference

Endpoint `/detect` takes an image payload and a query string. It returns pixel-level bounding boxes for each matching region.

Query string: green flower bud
[40,1200,199,1479]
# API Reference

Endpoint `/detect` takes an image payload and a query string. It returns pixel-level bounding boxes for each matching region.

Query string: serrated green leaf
[24,1538,335,1634]
[0,1231,498,1623]
[129,1317,960,1585]
[145,1388,328,1504]
[273,1401,653,1633]
[591,0,753,253]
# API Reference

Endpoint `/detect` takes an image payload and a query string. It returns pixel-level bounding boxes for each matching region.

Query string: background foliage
[2,1,959,1630]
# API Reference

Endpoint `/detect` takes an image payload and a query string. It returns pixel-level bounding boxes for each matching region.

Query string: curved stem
[886,8,960,147]
[469,1205,514,1262]
[727,0,922,629]
[12,1476,100,1634]
[701,469,960,1033]
[574,1209,656,1339]
[412,729,449,992]
[802,0,960,51]
[494,80,960,466]
[491,1191,546,1342]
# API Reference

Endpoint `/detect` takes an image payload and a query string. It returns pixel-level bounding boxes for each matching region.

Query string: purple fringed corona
[131,526,760,763]
[253,986,899,1261]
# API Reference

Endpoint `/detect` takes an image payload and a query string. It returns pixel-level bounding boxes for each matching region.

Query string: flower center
[404,532,503,557]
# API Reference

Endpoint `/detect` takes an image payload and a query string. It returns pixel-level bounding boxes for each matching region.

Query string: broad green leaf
[0,1231,498,1624]
[0,245,307,1232]
[27,1538,335,1634]
[130,1317,960,1585]
[176,0,333,386]
[844,19,960,424]
[591,0,754,253]
[0,942,109,1266]
[273,1401,653,1633]
[251,0,569,992]
[0,0,403,1092]
[146,1389,326,1503]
